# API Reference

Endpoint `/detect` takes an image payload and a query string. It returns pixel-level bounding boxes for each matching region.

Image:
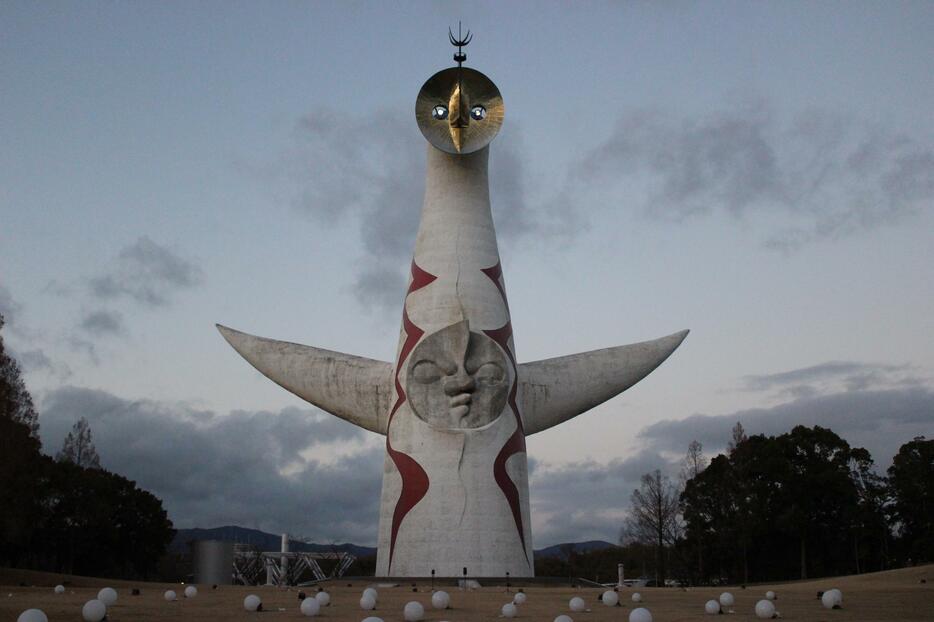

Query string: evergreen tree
[889,437,934,563]
[57,417,102,469]
[0,314,39,438]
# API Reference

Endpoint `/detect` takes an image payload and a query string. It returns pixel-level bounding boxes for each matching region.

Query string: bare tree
[628,469,680,584]
[679,440,708,582]
[56,417,102,469]
[680,440,708,485]
[727,421,748,453]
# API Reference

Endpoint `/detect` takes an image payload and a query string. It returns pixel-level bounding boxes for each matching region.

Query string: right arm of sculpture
[216,324,394,435]
[518,330,688,435]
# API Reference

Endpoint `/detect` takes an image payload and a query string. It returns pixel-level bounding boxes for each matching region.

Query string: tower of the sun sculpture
[218,30,688,577]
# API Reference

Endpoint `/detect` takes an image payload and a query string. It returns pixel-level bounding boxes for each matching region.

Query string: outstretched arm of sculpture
[518,329,689,435]
[216,324,393,435]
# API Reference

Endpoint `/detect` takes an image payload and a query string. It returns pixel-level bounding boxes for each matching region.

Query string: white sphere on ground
[315,591,331,606]
[765,590,776,600]
[54,585,65,594]
[362,618,384,622]
[360,594,377,610]
[502,602,518,617]
[602,590,619,606]
[17,610,48,622]
[363,587,379,601]
[244,594,262,611]
[97,587,117,606]
[81,599,107,622]
[184,585,197,598]
[719,592,735,607]
[821,589,842,609]
[554,616,573,622]
[513,591,527,605]
[629,607,653,622]
[705,599,721,614]
[403,600,425,621]
[632,592,642,603]
[432,590,450,609]
[300,596,320,616]
[755,599,776,619]
[164,590,177,601]
[569,596,586,612]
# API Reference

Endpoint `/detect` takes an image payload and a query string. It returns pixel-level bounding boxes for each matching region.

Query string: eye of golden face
[415,67,504,154]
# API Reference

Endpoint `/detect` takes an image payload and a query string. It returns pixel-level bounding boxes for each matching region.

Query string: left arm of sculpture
[518,329,689,435]
[216,324,394,434]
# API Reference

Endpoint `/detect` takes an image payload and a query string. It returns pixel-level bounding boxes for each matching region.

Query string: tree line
[0,314,174,578]
[625,422,933,585]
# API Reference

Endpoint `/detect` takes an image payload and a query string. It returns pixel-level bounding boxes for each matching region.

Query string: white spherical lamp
[502,602,518,617]
[97,587,117,606]
[362,618,384,622]
[513,591,527,605]
[755,599,776,619]
[632,592,642,603]
[554,616,574,622]
[765,590,776,600]
[300,596,320,616]
[629,607,653,622]
[719,592,734,607]
[569,596,586,612]
[17,610,48,622]
[821,589,842,609]
[363,587,379,602]
[314,591,330,607]
[360,594,377,610]
[164,590,177,601]
[184,585,197,598]
[432,590,450,609]
[602,590,619,606]
[54,585,65,595]
[403,600,425,621]
[81,599,106,622]
[243,594,262,611]
[705,599,721,614]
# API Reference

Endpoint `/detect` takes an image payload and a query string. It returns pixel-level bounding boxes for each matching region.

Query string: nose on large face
[443,370,476,397]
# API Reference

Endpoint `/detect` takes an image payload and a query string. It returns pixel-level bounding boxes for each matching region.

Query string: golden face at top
[415,67,504,154]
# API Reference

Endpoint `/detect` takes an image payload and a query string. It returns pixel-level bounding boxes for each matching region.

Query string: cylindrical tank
[193,540,234,585]
[618,563,625,587]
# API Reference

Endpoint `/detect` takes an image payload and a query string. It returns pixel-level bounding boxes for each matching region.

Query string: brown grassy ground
[2,565,932,621]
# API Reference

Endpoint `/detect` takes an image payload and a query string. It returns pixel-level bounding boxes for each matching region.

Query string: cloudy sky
[2,2,932,547]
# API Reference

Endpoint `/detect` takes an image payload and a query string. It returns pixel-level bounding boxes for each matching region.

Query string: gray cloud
[89,236,203,307]
[639,386,934,468]
[575,106,933,250]
[287,109,562,313]
[39,386,382,543]
[35,383,678,548]
[79,309,125,337]
[739,360,923,399]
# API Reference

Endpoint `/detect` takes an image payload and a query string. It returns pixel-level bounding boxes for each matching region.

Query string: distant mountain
[171,526,614,561]
[533,540,619,559]
[170,526,376,558]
